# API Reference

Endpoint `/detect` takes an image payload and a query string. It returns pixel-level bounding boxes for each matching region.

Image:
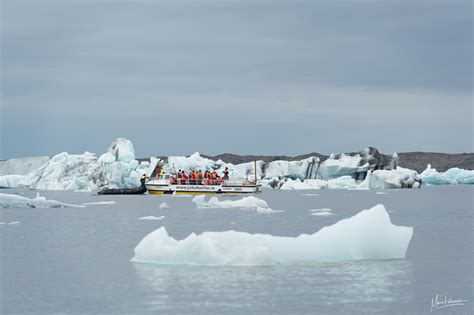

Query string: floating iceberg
[278,167,420,190]
[367,167,421,189]
[192,195,269,209]
[192,195,282,214]
[131,204,412,266]
[0,138,152,191]
[419,164,474,185]
[309,208,334,216]
[0,193,83,208]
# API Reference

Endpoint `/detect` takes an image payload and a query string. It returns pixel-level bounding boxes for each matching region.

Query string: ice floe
[139,216,165,221]
[192,195,269,209]
[131,204,413,266]
[419,164,474,185]
[192,195,282,213]
[0,193,83,208]
[309,208,334,216]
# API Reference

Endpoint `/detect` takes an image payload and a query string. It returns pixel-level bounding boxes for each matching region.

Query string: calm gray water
[1,186,472,314]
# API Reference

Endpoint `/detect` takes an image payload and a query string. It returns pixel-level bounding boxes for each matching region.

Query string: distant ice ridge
[166,148,399,183]
[164,149,420,189]
[131,204,412,266]
[276,167,420,190]
[0,193,83,208]
[0,138,152,190]
[419,164,474,185]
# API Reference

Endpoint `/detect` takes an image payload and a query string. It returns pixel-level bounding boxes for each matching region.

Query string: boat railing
[149,178,258,186]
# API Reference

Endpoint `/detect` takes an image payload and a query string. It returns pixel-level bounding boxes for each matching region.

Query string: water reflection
[132,260,414,314]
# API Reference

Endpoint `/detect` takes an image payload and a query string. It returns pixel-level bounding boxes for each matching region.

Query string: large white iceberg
[0,193,83,208]
[419,164,474,185]
[131,204,413,266]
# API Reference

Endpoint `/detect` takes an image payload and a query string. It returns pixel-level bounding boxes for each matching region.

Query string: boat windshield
[160,175,171,180]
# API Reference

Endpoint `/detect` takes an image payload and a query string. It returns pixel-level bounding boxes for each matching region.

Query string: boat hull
[146,183,261,194]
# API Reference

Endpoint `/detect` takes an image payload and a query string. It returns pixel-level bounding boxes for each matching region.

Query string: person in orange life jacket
[210,171,217,185]
[182,171,189,184]
[169,176,176,185]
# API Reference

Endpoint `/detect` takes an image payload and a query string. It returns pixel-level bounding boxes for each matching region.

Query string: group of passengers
[169,167,230,185]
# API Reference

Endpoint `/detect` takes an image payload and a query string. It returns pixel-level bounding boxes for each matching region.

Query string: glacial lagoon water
[1,186,472,314]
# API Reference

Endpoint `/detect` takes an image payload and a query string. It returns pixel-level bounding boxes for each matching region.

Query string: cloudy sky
[1,0,472,159]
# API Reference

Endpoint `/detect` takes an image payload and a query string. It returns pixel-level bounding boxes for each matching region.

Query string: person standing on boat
[223,167,229,180]
[177,170,182,184]
[198,170,203,185]
[155,165,161,179]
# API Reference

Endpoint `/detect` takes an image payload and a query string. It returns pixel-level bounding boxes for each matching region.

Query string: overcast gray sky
[1,0,472,159]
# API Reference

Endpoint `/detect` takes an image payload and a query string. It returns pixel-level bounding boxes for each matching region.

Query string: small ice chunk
[376,192,388,195]
[139,216,165,221]
[256,207,284,214]
[8,221,21,225]
[159,202,170,209]
[192,195,281,214]
[192,195,269,209]
[309,208,334,216]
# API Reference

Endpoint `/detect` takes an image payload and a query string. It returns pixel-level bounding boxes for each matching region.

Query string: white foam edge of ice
[131,204,413,266]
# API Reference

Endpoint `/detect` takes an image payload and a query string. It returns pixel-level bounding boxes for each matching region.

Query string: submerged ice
[131,204,413,266]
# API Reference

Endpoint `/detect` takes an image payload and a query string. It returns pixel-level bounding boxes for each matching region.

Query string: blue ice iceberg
[419,164,474,185]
